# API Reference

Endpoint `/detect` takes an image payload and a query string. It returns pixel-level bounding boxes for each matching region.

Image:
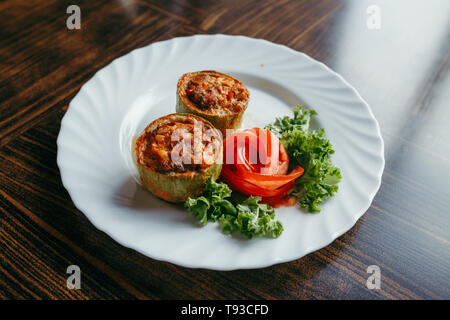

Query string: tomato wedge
[235,165,304,190]
[222,166,296,197]
[222,128,303,200]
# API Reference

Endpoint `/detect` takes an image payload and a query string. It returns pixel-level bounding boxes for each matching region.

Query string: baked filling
[136,117,221,173]
[185,73,249,114]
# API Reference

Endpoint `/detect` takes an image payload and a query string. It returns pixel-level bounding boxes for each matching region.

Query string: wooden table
[0,0,449,300]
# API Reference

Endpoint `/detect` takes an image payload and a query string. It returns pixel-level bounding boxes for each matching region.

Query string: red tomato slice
[222,128,304,199]
[236,165,304,190]
[222,166,296,198]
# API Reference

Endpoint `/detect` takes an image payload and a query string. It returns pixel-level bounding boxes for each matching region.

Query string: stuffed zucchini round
[176,70,250,135]
[134,113,223,203]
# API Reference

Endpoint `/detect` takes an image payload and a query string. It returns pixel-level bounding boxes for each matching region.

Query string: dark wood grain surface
[0,0,449,299]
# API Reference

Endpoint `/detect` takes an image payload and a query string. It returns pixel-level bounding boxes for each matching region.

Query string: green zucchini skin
[176,71,248,135]
[134,113,223,203]
[136,161,222,203]
[176,96,244,135]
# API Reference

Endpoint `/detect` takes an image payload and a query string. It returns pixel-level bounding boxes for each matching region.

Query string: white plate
[57,35,384,270]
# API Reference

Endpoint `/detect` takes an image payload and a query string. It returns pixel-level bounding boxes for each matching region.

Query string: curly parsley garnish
[266,106,341,212]
[185,178,283,239]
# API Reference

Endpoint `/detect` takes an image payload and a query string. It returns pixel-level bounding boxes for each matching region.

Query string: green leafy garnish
[185,178,283,239]
[266,106,341,212]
